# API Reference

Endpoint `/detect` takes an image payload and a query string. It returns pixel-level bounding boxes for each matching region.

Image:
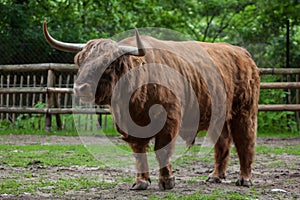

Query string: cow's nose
[73,83,92,97]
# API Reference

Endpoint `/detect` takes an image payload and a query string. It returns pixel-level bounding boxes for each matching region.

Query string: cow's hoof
[158,176,175,190]
[236,178,252,187]
[206,176,222,183]
[130,179,151,190]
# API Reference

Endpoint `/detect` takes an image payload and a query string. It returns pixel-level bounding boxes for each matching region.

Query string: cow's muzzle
[73,83,95,103]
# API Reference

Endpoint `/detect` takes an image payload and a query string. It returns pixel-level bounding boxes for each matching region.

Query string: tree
[0,0,299,67]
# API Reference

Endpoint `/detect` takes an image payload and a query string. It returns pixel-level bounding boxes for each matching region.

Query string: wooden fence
[0,63,300,130]
[259,68,300,112]
[0,64,110,131]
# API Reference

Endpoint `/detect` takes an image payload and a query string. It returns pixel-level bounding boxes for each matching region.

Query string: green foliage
[0,101,119,136]
[258,111,298,134]
[1,0,299,67]
[0,120,11,130]
[0,114,119,136]
[1,0,299,64]
[11,102,46,130]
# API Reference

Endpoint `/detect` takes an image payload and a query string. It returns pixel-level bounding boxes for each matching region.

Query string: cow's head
[43,21,146,105]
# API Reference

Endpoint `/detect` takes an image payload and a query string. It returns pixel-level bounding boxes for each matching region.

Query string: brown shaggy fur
[74,35,260,189]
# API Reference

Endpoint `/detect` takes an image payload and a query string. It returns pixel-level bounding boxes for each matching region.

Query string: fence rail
[2,83,300,93]
[0,107,110,114]
[260,82,300,89]
[259,68,300,75]
[1,64,300,130]
[0,87,73,94]
[258,104,300,111]
[0,63,76,72]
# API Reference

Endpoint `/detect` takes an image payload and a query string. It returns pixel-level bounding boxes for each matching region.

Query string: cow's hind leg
[231,113,256,187]
[207,123,232,183]
[129,139,151,190]
[155,133,176,190]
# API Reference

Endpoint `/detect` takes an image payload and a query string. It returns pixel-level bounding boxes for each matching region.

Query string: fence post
[0,75,3,120]
[45,69,63,131]
[6,75,10,121]
[45,69,54,131]
[53,91,62,130]
[296,74,299,131]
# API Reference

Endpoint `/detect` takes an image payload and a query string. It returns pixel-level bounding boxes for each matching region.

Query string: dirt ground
[0,135,299,200]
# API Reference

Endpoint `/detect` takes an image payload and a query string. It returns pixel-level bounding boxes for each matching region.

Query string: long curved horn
[119,28,146,56]
[43,21,85,53]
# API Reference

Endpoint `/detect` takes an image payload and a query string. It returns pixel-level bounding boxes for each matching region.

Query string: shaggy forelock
[75,39,120,68]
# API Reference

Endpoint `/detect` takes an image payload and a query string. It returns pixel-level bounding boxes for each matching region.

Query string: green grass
[0,128,80,136]
[256,145,300,155]
[0,125,120,137]
[0,145,97,167]
[0,140,298,197]
[0,140,298,170]
[1,175,116,195]
[1,112,299,138]
[0,144,126,195]
[0,143,142,171]
[186,176,207,184]
[0,128,299,198]
[0,144,127,168]
[173,146,214,167]
[149,189,258,200]
[0,127,298,138]
[257,131,300,138]
[267,160,286,167]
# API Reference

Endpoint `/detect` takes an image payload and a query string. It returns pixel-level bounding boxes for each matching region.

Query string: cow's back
[119,36,260,129]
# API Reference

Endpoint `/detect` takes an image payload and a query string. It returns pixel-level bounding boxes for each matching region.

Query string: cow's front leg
[155,133,175,190]
[129,140,151,190]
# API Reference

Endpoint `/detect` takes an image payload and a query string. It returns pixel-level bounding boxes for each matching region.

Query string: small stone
[271,189,287,193]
